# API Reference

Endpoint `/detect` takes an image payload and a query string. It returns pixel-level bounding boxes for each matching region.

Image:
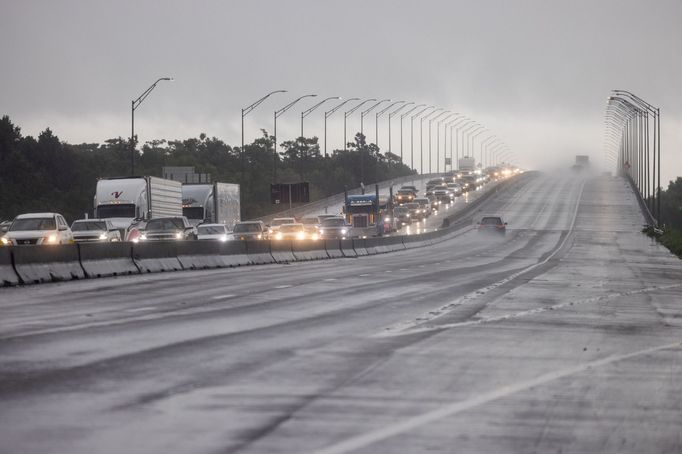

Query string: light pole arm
[345,99,377,117]
[303,96,340,118]
[133,77,173,111]
[243,89,287,116]
[276,94,317,118]
[326,98,360,118]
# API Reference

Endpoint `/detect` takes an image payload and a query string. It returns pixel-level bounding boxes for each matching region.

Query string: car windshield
[96,204,135,219]
[394,207,408,214]
[414,198,429,204]
[198,225,225,235]
[71,221,107,231]
[481,217,503,225]
[145,218,184,230]
[435,186,448,190]
[321,218,346,227]
[233,223,262,233]
[301,218,319,225]
[182,207,205,220]
[397,190,413,195]
[10,217,56,231]
[280,224,303,232]
[405,203,419,209]
[271,219,295,226]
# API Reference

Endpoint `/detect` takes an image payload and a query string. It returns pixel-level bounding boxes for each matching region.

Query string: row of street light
[240,90,515,182]
[126,80,515,184]
[604,90,661,224]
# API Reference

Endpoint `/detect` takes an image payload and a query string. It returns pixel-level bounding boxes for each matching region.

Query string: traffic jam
[0,165,518,247]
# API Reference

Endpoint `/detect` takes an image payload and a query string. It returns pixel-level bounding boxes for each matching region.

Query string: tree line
[0,115,415,222]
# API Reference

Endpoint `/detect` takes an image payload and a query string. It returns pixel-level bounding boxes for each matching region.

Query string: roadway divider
[245,240,275,265]
[0,248,19,286]
[292,240,329,261]
[79,242,139,278]
[132,241,183,273]
[340,239,357,258]
[177,240,250,270]
[271,239,296,263]
[363,237,381,255]
[352,238,369,256]
[324,239,345,259]
[377,235,406,253]
[12,244,85,284]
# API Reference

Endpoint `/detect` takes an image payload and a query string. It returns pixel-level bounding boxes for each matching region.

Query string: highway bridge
[1,171,681,453]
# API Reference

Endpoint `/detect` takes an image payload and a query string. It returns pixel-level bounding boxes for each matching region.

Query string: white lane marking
[385,270,392,273]
[378,180,586,337]
[125,306,155,313]
[359,274,371,277]
[274,285,293,289]
[384,283,682,336]
[323,278,337,282]
[211,294,237,300]
[314,340,682,454]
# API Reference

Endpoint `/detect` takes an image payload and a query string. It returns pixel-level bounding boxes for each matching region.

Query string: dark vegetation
[0,116,414,222]
[643,177,682,258]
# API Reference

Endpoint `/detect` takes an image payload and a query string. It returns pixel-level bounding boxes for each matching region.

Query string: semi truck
[458,156,476,172]
[181,182,240,229]
[573,155,590,171]
[94,176,183,238]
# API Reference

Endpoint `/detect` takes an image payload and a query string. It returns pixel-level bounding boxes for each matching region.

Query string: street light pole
[130,77,173,175]
[411,105,434,173]
[273,94,317,182]
[324,98,359,157]
[375,100,405,152]
[360,99,390,142]
[428,111,450,173]
[436,113,456,173]
[451,118,474,169]
[241,89,287,191]
[399,104,423,167]
[344,99,376,152]
[480,135,496,168]
[301,96,340,138]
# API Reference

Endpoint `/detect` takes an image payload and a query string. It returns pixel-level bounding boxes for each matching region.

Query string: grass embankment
[643,227,682,258]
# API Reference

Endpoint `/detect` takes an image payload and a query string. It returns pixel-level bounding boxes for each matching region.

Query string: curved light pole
[360,98,390,141]
[469,129,488,169]
[376,100,406,152]
[273,94,317,181]
[427,110,449,174]
[131,77,173,175]
[436,113,456,173]
[452,118,475,169]
[489,142,505,167]
[480,135,497,168]
[411,106,435,172]
[420,107,441,174]
[324,98,359,156]
[444,115,464,172]
[399,104,423,166]
[460,123,481,161]
[344,99,376,151]
[386,101,412,162]
[301,96,340,138]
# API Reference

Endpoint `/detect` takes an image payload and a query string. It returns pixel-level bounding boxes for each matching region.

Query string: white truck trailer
[94,176,183,238]
[458,156,476,172]
[182,182,240,229]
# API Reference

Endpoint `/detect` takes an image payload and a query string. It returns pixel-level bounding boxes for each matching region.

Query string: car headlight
[175,232,183,239]
[341,228,347,235]
[319,229,325,235]
[383,217,390,222]
[296,231,306,240]
[311,233,319,241]
[0,237,9,246]
[46,234,58,244]
[275,232,283,240]
[139,234,147,241]
[257,234,262,240]
[99,233,108,240]
[406,214,410,218]
[220,235,228,242]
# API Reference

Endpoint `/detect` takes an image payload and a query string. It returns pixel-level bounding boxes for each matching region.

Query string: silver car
[71,219,121,242]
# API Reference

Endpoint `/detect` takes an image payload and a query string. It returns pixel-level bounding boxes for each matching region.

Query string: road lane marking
[210,294,237,300]
[378,180,586,337]
[313,340,682,454]
[274,285,293,289]
[323,278,337,282]
[125,306,155,313]
[359,274,371,277]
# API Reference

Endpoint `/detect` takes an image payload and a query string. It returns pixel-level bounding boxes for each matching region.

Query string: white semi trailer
[94,176,183,238]
[182,182,240,229]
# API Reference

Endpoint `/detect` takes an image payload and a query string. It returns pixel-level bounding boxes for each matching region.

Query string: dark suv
[139,216,197,241]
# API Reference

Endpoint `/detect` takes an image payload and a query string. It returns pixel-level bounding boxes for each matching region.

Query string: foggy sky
[2,0,681,184]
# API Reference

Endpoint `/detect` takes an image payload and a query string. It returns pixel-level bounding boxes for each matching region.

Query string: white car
[1,212,74,246]
[71,219,121,242]
[196,223,229,241]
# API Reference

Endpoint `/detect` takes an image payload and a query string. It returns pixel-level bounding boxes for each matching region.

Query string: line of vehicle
[376,179,585,337]
[313,339,682,454]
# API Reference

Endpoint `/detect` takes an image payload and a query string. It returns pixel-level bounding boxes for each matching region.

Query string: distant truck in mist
[182,182,240,229]
[458,156,476,172]
[572,155,590,171]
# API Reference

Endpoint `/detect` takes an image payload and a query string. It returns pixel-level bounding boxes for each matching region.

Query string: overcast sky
[2,0,681,184]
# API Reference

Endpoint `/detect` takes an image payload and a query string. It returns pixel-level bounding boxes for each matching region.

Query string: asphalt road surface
[2,171,682,454]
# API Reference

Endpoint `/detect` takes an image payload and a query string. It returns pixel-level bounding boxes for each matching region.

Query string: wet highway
[2,172,682,453]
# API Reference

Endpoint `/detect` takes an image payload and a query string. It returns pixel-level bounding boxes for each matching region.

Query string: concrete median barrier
[245,240,275,265]
[324,239,344,259]
[132,241,183,273]
[352,238,369,256]
[78,242,139,278]
[271,239,296,263]
[0,248,19,286]
[362,238,381,255]
[340,239,357,258]
[292,240,329,261]
[177,240,250,270]
[12,244,85,284]
[377,235,406,253]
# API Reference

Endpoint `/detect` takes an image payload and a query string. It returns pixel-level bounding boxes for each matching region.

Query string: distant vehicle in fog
[318,217,351,239]
[137,216,197,242]
[196,223,229,241]
[1,212,73,246]
[477,216,507,235]
[231,221,267,241]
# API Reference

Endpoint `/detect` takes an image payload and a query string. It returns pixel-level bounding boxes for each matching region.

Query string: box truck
[182,182,240,229]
